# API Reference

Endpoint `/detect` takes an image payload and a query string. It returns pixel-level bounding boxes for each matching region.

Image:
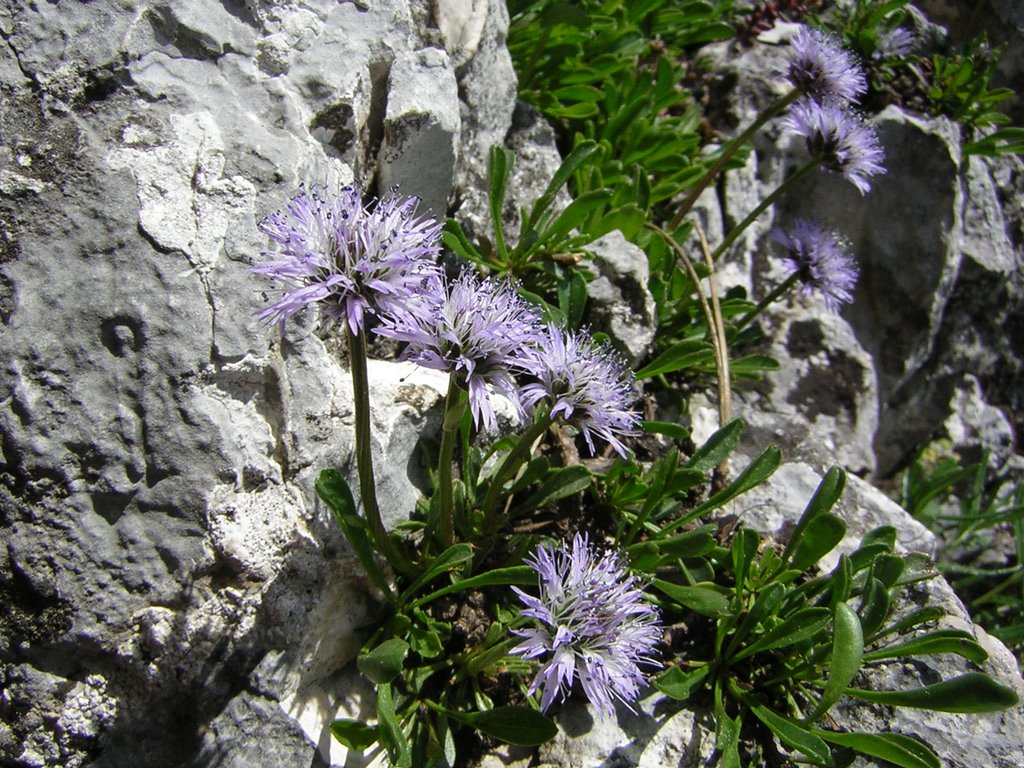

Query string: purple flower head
[510,534,662,717]
[786,26,867,105]
[772,219,859,311]
[252,185,443,334]
[784,98,886,195]
[521,324,640,457]
[873,27,914,61]
[378,270,544,432]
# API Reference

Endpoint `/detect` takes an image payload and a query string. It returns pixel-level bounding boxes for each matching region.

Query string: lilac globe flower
[378,270,544,433]
[786,26,867,105]
[874,28,914,61]
[521,324,640,457]
[510,534,662,717]
[772,220,859,312]
[784,98,886,195]
[252,185,443,333]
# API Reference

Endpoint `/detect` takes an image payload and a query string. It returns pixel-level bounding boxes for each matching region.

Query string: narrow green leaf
[783,467,846,564]
[731,527,760,595]
[454,706,558,746]
[789,513,847,572]
[846,672,1020,713]
[315,469,394,599]
[748,702,830,764]
[808,603,863,721]
[715,714,742,768]
[520,464,592,513]
[329,719,378,752]
[655,665,710,700]
[377,683,412,768]
[681,445,783,523]
[641,420,690,441]
[488,146,514,262]
[858,577,890,638]
[358,638,410,684]
[731,608,831,662]
[862,629,989,664]
[413,565,536,607]
[725,582,785,658]
[814,730,939,768]
[398,543,474,607]
[635,338,715,379]
[653,579,730,617]
[683,419,743,473]
[526,140,600,232]
[727,353,780,377]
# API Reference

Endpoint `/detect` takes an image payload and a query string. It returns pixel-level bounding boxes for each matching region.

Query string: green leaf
[329,719,378,752]
[525,141,600,232]
[857,577,890,638]
[552,84,604,102]
[683,419,743,473]
[653,579,730,617]
[808,603,863,721]
[814,730,939,768]
[715,714,742,768]
[862,629,989,664]
[731,527,760,595]
[726,582,785,658]
[641,420,690,441]
[315,469,394,599]
[454,707,558,746]
[635,338,715,379]
[413,565,536,607]
[727,353,780,378]
[846,672,1020,713]
[789,513,847,572]
[731,608,831,662]
[748,702,830,764]
[681,445,783,523]
[377,683,412,768]
[655,665,710,700]
[398,543,474,607]
[358,638,410,684]
[783,467,846,564]
[520,464,592,513]
[487,147,514,264]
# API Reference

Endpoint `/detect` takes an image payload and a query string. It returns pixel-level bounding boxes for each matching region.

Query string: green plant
[649,461,1018,767]
[901,447,1024,662]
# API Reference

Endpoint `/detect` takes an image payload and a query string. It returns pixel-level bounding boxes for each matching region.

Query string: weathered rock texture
[0,1,497,765]
[1,2,1022,767]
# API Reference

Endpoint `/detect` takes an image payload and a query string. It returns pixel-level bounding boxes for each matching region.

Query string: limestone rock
[583,230,658,367]
[378,47,461,219]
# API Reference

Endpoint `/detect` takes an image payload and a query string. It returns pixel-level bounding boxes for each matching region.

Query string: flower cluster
[379,270,544,433]
[511,534,662,717]
[252,185,443,333]
[785,26,866,106]
[772,220,859,311]
[783,26,887,196]
[521,324,640,457]
[784,99,886,195]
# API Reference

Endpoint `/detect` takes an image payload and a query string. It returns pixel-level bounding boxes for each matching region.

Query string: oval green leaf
[846,672,1020,713]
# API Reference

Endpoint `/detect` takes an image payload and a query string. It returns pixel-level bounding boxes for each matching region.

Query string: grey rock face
[583,230,658,368]
[0,1,481,766]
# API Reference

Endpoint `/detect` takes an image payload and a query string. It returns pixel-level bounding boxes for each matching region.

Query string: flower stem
[346,327,415,577]
[437,373,464,548]
[669,88,802,231]
[711,159,819,262]
[481,412,554,533]
[733,271,801,333]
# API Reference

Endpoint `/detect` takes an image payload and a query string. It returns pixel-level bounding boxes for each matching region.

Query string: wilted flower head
[378,270,543,432]
[511,534,662,717]
[521,324,640,457]
[784,98,886,194]
[252,185,443,333]
[772,219,859,311]
[786,26,867,105]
